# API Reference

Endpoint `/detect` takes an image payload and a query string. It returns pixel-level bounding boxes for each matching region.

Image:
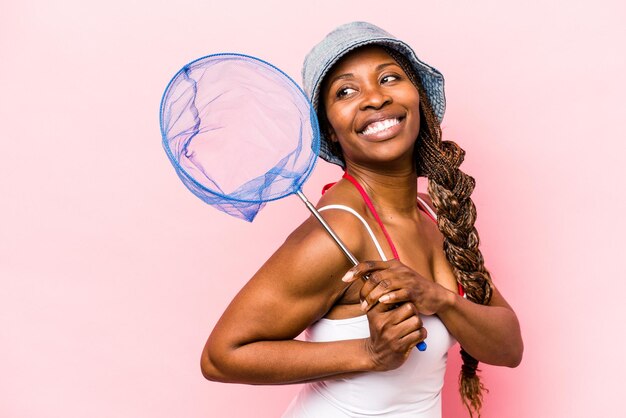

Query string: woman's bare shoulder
[255,180,368,293]
[286,181,368,264]
[317,179,365,207]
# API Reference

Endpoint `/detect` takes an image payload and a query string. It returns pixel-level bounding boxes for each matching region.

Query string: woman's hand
[362,301,427,371]
[343,260,440,371]
[342,260,452,315]
[343,260,523,368]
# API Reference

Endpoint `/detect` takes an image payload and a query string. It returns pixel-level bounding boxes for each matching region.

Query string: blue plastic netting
[160,53,320,221]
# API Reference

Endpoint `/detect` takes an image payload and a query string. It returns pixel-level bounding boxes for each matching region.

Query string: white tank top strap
[416,196,438,221]
[318,204,389,261]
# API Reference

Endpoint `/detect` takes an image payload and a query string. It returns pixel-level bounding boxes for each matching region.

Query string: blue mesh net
[160,53,320,221]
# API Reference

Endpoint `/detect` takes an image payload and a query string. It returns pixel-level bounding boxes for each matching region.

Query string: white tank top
[282,197,457,418]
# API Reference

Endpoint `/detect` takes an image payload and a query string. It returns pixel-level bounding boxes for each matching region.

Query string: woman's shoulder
[316,180,372,234]
[285,179,369,259]
[259,191,361,301]
[315,179,369,216]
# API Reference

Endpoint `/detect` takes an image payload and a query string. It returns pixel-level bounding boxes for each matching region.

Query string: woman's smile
[357,115,406,141]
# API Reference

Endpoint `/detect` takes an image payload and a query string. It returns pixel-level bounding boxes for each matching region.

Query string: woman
[201,21,523,418]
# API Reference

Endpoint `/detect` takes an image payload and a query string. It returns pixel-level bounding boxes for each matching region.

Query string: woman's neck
[345,163,419,218]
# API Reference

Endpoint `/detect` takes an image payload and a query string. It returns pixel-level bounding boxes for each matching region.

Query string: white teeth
[362,118,400,136]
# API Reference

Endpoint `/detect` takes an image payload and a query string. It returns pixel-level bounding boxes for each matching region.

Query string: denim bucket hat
[302,21,446,168]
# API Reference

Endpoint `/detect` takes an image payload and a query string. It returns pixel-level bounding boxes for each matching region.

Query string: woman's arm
[346,260,523,368]
[200,213,427,384]
[435,285,523,367]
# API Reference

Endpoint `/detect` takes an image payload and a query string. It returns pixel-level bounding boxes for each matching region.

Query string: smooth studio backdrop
[1,1,625,417]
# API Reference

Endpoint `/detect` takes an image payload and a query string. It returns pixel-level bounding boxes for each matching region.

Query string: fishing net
[159,53,320,222]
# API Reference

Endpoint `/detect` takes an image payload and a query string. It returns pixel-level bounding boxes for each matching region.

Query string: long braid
[385,48,493,417]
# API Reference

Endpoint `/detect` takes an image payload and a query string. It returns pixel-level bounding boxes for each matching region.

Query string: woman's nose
[359,84,392,110]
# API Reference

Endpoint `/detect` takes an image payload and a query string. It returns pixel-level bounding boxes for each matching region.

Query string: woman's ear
[326,126,338,142]
[319,112,338,143]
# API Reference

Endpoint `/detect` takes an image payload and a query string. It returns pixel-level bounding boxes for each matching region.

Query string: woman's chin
[344,149,416,170]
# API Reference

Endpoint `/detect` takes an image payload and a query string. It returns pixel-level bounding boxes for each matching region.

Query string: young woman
[201,21,523,418]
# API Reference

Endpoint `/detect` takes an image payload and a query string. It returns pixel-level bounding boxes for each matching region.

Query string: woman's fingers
[399,326,428,351]
[365,302,427,370]
[388,302,420,325]
[368,299,414,318]
[378,288,411,305]
[370,302,422,332]
[388,304,427,349]
[359,267,412,312]
[341,260,394,283]
[344,260,441,315]
[360,270,395,311]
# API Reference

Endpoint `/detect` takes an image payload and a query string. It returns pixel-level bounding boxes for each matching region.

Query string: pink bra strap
[342,172,400,260]
[321,182,337,195]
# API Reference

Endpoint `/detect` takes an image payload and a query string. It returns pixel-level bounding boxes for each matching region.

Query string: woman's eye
[336,87,356,98]
[381,75,399,84]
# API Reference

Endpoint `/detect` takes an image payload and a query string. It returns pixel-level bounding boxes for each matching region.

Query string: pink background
[2,1,625,416]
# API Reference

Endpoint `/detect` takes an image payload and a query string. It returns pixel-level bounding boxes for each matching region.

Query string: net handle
[295,190,358,266]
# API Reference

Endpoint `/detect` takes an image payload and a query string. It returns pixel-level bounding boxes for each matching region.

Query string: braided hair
[385,47,494,418]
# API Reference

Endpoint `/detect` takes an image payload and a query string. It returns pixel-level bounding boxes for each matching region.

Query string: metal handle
[296,190,358,266]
